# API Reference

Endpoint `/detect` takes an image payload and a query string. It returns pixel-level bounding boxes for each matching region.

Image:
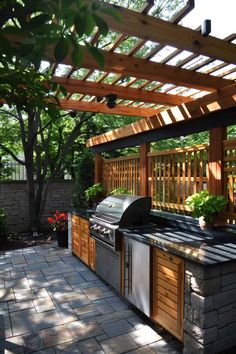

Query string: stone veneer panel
[0,180,75,232]
[184,260,236,354]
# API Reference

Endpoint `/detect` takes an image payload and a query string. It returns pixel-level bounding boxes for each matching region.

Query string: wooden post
[140,143,150,196]
[208,127,226,196]
[208,127,227,224]
[94,153,103,184]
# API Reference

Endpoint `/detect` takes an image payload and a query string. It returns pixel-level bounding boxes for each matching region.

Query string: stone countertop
[120,223,236,266]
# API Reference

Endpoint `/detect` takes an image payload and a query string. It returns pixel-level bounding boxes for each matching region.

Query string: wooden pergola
[32,0,236,200]
[41,0,235,131]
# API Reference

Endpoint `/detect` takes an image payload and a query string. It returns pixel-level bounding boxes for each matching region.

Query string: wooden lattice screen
[223,139,236,224]
[147,145,209,212]
[102,155,140,195]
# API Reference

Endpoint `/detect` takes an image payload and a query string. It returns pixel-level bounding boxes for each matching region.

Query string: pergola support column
[208,127,227,224]
[140,143,150,196]
[208,127,226,196]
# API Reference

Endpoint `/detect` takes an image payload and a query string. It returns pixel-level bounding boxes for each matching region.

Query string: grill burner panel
[90,195,151,251]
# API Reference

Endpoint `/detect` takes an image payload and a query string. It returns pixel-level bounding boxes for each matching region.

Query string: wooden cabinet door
[152,249,184,341]
[72,215,80,258]
[80,229,89,265]
[89,237,96,271]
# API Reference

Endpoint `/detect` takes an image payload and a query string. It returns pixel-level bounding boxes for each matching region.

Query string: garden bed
[0,232,56,251]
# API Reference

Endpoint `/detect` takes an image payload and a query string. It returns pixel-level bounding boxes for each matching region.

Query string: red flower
[47,217,55,224]
[47,211,68,231]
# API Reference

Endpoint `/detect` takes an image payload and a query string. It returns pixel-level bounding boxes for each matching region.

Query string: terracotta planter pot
[56,230,68,247]
[198,216,213,231]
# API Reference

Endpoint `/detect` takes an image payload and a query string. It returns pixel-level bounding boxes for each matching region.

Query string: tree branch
[0,143,26,165]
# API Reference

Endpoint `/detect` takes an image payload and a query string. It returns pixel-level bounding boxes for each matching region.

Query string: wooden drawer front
[80,218,90,231]
[152,248,184,341]
[89,237,96,271]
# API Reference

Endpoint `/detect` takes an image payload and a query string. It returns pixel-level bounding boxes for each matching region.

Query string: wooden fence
[147,145,208,212]
[224,139,236,223]
[103,155,140,195]
[102,140,236,223]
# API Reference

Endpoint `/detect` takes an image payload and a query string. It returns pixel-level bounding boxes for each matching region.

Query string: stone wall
[0,180,75,232]
[184,260,236,354]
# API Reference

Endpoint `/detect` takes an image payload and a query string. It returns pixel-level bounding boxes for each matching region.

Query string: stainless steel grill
[90,194,151,251]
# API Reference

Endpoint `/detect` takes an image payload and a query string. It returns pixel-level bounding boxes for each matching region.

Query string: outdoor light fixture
[106,94,117,109]
[69,110,77,118]
[201,19,211,37]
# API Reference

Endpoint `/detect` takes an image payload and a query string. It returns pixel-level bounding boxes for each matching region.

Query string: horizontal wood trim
[157,278,178,296]
[157,300,178,320]
[158,257,179,272]
[148,144,208,156]
[156,292,178,311]
[153,202,192,211]
[87,84,236,148]
[103,155,139,163]
[158,284,178,303]
[157,269,178,288]
[157,249,182,265]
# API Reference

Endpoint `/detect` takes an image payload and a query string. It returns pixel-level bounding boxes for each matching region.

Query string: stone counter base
[184,261,236,354]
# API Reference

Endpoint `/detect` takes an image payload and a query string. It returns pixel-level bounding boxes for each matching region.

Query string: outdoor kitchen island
[70,210,236,354]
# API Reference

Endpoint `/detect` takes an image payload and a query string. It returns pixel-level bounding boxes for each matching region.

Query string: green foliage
[108,187,131,195]
[0,208,7,235]
[85,183,105,203]
[0,0,121,68]
[186,190,227,223]
[73,149,95,209]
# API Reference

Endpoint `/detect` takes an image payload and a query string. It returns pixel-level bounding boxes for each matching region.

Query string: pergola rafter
[5,1,236,127]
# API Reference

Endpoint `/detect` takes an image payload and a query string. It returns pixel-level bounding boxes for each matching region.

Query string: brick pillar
[140,143,150,196]
[94,153,103,184]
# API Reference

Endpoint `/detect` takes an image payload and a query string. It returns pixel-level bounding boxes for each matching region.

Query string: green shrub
[73,150,95,209]
[85,183,105,204]
[108,187,131,195]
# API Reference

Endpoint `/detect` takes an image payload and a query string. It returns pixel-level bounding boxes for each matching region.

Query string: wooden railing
[223,139,236,223]
[103,155,140,195]
[102,139,236,223]
[147,145,209,212]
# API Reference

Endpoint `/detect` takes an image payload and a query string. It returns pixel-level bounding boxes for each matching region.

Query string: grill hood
[94,194,151,226]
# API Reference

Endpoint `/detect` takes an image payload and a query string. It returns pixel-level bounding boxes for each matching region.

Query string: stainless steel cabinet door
[124,237,150,316]
[96,241,121,291]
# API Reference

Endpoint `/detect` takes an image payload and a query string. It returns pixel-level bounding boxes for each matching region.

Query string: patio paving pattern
[0,242,182,353]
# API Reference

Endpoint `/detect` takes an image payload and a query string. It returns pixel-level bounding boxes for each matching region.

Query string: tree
[0,0,120,231]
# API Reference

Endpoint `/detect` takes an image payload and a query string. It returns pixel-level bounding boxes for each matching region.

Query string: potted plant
[84,183,105,208]
[47,210,68,247]
[186,190,227,230]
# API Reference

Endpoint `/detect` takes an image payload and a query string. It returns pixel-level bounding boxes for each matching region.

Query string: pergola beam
[59,99,158,117]
[97,1,236,65]
[7,35,234,92]
[56,47,232,92]
[86,83,236,147]
[54,76,192,106]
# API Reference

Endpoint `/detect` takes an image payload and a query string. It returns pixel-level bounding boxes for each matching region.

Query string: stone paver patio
[0,242,182,353]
